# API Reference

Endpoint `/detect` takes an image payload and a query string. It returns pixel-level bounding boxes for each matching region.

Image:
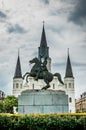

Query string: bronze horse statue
[23,57,64,90]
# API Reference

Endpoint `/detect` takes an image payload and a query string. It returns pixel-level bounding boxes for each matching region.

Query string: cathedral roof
[14,51,22,78]
[65,49,74,78]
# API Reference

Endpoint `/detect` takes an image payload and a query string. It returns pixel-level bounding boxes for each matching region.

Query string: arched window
[69,97,72,103]
[65,84,67,88]
[53,84,55,89]
[69,83,71,88]
[32,84,34,89]
[16,83,19,88]
[20,84,22,88]
[70,110,71,113]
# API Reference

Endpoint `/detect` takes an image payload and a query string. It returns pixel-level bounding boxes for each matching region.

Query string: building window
[69,97,72,103]
[32,84,34,89]
[70,110,71,113]
[69,83,71,88]
[53,84,55,89]
[16,83,19,88]
[65,84,67,88]
[20,84,22,88]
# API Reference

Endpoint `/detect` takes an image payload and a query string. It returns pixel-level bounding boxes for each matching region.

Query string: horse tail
[22,72,30,79]
[53,73,64,85]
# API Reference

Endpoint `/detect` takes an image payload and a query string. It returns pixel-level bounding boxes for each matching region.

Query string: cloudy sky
[0,0,86,98]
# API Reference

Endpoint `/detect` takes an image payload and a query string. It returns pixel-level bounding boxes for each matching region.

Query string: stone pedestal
[18,89,68,114]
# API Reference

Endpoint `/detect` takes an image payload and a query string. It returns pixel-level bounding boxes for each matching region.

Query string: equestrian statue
[23,57,64,90]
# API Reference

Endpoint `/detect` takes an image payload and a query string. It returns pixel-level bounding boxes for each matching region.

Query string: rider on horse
[35,57,48,80]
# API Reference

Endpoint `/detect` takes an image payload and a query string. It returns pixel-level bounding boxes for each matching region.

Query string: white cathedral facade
[12,24,75,113]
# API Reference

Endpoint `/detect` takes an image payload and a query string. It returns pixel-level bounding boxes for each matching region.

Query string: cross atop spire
[14,50,22,79]
[65,48,74,78]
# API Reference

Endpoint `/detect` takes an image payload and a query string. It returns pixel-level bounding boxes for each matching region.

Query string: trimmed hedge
[0,113,86,130]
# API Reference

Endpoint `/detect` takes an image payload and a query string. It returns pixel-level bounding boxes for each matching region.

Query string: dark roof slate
[14,54,22,78]
[38,23,49,59]
[65,51,74,78]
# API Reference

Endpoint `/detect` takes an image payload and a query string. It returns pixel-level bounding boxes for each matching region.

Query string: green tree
[3,95,18,114]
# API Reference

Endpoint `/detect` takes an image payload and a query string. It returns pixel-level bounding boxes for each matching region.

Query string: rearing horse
[23,57,64,90]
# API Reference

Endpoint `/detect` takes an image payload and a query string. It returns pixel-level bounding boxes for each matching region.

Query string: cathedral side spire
[14,50,22,78]
[65,48,74,78]
[38,22,49,59]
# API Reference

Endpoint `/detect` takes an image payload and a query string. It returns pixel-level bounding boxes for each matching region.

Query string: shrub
[0,113,86,130]
[0,115,11,130]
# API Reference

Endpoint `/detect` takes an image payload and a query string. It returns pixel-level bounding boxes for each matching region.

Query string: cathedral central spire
[38,22,49,59]
[40,21,47,48]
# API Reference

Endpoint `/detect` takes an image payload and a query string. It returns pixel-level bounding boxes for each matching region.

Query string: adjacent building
[75,92,86,112]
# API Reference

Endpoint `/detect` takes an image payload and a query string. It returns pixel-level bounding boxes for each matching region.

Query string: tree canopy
[3,95,18,113]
